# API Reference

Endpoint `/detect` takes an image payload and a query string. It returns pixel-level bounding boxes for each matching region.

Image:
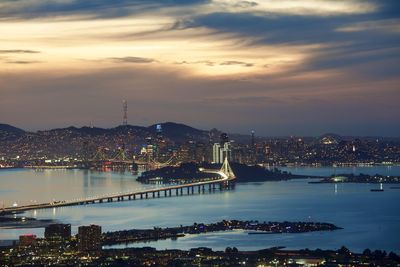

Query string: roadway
[1,169,235,214]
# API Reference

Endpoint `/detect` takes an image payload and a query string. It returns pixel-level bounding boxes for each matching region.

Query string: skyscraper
[213,133,232,163]
[212,143,221,163]
[78,225,102,251]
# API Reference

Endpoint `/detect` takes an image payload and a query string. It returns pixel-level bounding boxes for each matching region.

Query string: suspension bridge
[90,145,178,169]
[1,158,236,214]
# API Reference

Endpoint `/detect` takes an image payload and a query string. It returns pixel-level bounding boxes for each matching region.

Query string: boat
[370,189,384,192]
[371,183,384,192]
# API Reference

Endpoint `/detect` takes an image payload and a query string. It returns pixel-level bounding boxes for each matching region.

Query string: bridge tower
[114,146,128,161]
[92,147,108,161]
[220,157,236,179]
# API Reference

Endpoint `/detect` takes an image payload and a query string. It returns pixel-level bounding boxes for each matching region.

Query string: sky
[0,0,399,137]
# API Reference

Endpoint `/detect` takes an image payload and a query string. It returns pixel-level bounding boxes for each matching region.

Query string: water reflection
[1,166,399,253]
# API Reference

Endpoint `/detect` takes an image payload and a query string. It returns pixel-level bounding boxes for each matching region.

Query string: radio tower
[122,100,128,126]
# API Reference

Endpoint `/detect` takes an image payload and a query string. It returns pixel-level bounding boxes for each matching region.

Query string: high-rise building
[44,224,71,241]
[213,133,232,164]
[212,143,221,163]
[78,224,102,251]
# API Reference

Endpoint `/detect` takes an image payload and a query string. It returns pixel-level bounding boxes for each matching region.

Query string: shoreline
[1,163,399,170]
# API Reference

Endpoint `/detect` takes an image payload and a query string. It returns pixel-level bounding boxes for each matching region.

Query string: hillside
[0,123,25,141]
[0,122,211,159]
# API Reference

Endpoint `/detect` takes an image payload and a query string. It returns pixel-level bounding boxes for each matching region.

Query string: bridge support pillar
[157,191,160,198]
[145,193,148,199]
[153,192,155,198]
[176,188,179,196]
[140,194,143,199]
[198,186,201,194]
[133,195,136,200]
[209,184,212,192]
[180,187,183,195]
[187,187,190,195]
[99,199,103,203]
[164,190,167,197]
[169,189,171,196]
[202,185,205,192]
[128,195,131,200]
[191,186,194,194]
[213,183,216,191]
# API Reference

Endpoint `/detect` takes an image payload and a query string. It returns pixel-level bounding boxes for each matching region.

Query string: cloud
[107,56,155,64]
[5,60,41,64]
[176,3,400,77]
[175,60,216,66]
[232,1,258,9]
[0,0,210,20]
[175,60,254,67]
[220,61,253,67]
[0,49,40,54]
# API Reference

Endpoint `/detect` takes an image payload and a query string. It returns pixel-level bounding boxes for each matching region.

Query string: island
[102,220,342,245]
[137,162,317,184]
[309,173,400,184]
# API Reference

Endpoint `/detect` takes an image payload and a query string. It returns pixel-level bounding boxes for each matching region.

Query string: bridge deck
[2,170,235,214]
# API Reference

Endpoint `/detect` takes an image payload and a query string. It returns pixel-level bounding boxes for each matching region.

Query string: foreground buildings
[1,241,399,266]
[1,222,399,266]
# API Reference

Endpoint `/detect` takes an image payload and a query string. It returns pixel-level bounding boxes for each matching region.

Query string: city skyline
[1,0,399,136]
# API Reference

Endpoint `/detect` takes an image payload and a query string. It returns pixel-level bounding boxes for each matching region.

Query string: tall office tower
[213,139,232,164]
[213,143,221,163]
[78,224,102,251]
[44,224,71,241]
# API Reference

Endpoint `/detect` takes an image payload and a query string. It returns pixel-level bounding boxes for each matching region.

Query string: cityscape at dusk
[1,0,400,266]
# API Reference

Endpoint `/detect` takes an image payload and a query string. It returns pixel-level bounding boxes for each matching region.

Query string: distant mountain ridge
[0,123,25,134]
[1,122,398,141]
[36,122,208,141]
[0,122,212,159]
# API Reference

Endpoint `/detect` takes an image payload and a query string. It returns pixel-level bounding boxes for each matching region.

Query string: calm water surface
[0,166,399,252]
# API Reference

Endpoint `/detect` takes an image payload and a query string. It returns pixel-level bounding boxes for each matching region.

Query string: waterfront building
[44,224,71,241]
[78,224,102,251]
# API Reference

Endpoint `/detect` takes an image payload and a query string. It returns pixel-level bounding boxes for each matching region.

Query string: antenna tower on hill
[122,100,128,126]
